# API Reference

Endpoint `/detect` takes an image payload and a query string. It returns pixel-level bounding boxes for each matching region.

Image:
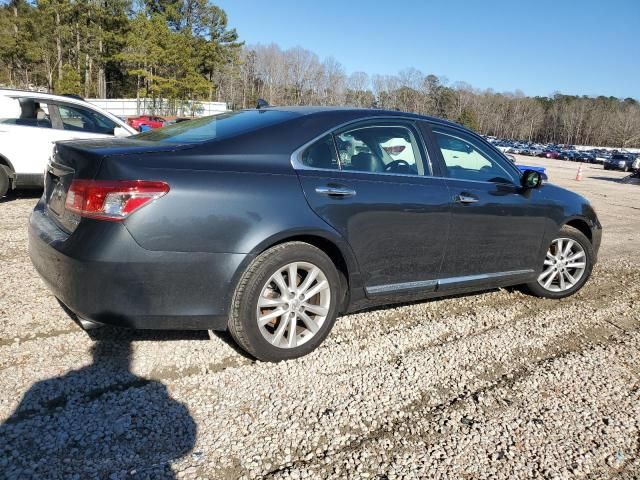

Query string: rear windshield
[134,109,296,144]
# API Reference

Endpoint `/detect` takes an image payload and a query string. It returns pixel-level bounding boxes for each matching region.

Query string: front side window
[300,135,340,170]
[336,124,425,175]
[0,98,52,129]
[57,104,117,134]
[433,128,518,184]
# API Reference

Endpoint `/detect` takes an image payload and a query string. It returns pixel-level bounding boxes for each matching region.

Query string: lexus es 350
[29,107,601,361]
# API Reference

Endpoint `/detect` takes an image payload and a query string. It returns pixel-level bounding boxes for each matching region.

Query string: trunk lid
[44,138,188,233]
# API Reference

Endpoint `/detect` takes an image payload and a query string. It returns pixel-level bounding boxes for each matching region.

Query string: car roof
[0,88,90,107]
[255,105,463,128]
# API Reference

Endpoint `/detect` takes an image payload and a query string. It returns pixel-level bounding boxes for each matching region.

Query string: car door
[53,102,120,141]
[426,123,548,289]
[0,97,61,176]
[294,119,452,299]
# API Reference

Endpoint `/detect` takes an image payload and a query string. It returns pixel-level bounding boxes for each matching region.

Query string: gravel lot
[1,157,639,479]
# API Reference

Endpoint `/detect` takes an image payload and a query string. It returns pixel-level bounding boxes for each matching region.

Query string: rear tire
[0,167,9,198]
[523,225,594,299]
[228,242,340,362]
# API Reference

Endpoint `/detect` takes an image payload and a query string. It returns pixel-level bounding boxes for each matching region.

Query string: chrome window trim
[366,279,437,297]
[366,269,534,297]
[290,116,435,179]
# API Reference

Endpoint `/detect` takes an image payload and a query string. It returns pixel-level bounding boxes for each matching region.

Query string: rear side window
[300,135,339,170]
[336,124,425,175]
[135,110,297,144]
[0,97,52,129]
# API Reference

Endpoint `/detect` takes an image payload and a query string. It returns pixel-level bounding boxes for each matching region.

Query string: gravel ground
[0,157,639,479]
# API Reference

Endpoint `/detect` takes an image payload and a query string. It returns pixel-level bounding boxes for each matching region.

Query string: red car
[540,150,560,159]
[127,115,166,131]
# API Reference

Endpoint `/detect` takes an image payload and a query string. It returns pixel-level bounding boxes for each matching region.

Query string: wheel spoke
[298,267,320,295]
[538,266,555,281]
[543,270,558,288]
[288,263,298,290]
[565,262,586,269]
[564,270,577,285]
[258,308,286,326]
[299,311,320,334]
[555,239,563,258]
[304,280,329,299]
[271,316,289,345]
[258,296,285,308]
[566,251,585,262]
[558,270,566,290]
[543,258,554,266]
[562,239,574,258]
[272,271,289,295]
[287,316,298,348]
[302,302,328,316]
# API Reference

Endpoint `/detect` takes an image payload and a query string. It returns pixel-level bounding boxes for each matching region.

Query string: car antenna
[256,98,270,109]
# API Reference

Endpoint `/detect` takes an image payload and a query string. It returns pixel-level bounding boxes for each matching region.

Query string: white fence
[87,98,228,118]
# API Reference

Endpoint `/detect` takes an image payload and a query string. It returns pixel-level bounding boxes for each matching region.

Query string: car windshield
[134,109,297,144]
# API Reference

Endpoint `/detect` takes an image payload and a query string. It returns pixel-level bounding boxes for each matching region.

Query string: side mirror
[113,126,131,138]
[521,169,543,189]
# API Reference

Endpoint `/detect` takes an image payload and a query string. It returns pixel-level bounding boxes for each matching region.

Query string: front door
[427,124,548,289]
[295,120,452,298]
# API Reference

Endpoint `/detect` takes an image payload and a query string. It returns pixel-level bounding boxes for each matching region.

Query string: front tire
[524,225,594,299]
[228,242,340,361]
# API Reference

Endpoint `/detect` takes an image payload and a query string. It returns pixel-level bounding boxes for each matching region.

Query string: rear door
[295,119,452,299]
[0,97,61,176]
[425,123,548,289]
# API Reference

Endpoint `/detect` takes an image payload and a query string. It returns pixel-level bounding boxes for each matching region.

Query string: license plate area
[45,160,75,220]
[48,179,66,216]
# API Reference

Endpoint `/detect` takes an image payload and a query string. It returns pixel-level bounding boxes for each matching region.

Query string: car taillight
[65,180,169,221]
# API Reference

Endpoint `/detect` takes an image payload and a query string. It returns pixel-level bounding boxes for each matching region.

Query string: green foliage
[458,107,479,131]
[56,64,81,95]
[0,0,241,107]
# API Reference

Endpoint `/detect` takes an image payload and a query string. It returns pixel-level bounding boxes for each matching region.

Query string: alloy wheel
[537,237,587,292]
[256,261,331,349]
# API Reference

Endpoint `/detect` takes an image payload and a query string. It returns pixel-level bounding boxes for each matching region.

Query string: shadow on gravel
[0,334,197,479]
[0,188,42,204]
[590,176,629,184]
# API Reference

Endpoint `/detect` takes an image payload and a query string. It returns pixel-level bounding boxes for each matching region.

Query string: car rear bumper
[28,200,249,330]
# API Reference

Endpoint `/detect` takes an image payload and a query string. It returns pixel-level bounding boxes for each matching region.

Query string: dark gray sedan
[29,107,602,361]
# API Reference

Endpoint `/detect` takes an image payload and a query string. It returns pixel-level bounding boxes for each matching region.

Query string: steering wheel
[384,159,411,172]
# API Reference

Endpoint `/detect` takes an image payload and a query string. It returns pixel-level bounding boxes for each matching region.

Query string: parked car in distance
[557,151,578,161]
[540,150,560,159]
[604,153,635,171]
[0,88,136,198]
[575,151,596,163]
[127,115,166,131]
[29,107,601,361]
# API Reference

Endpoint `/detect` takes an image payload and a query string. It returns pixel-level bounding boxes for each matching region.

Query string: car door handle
[315,186,356,197]
[456,193,479,204]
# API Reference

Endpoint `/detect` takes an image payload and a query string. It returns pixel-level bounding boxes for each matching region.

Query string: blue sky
[216,0,639,99]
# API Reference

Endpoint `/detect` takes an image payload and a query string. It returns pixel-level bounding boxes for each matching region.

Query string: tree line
[1,1,639,147]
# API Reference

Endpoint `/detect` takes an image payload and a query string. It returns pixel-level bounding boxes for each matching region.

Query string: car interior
[301,126,423,175]
[1,98,53,128]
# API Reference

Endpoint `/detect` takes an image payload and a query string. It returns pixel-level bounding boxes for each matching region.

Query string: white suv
[0,89,136,197]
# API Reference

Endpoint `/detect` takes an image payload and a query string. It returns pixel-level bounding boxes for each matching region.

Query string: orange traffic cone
[575,163,583,181]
